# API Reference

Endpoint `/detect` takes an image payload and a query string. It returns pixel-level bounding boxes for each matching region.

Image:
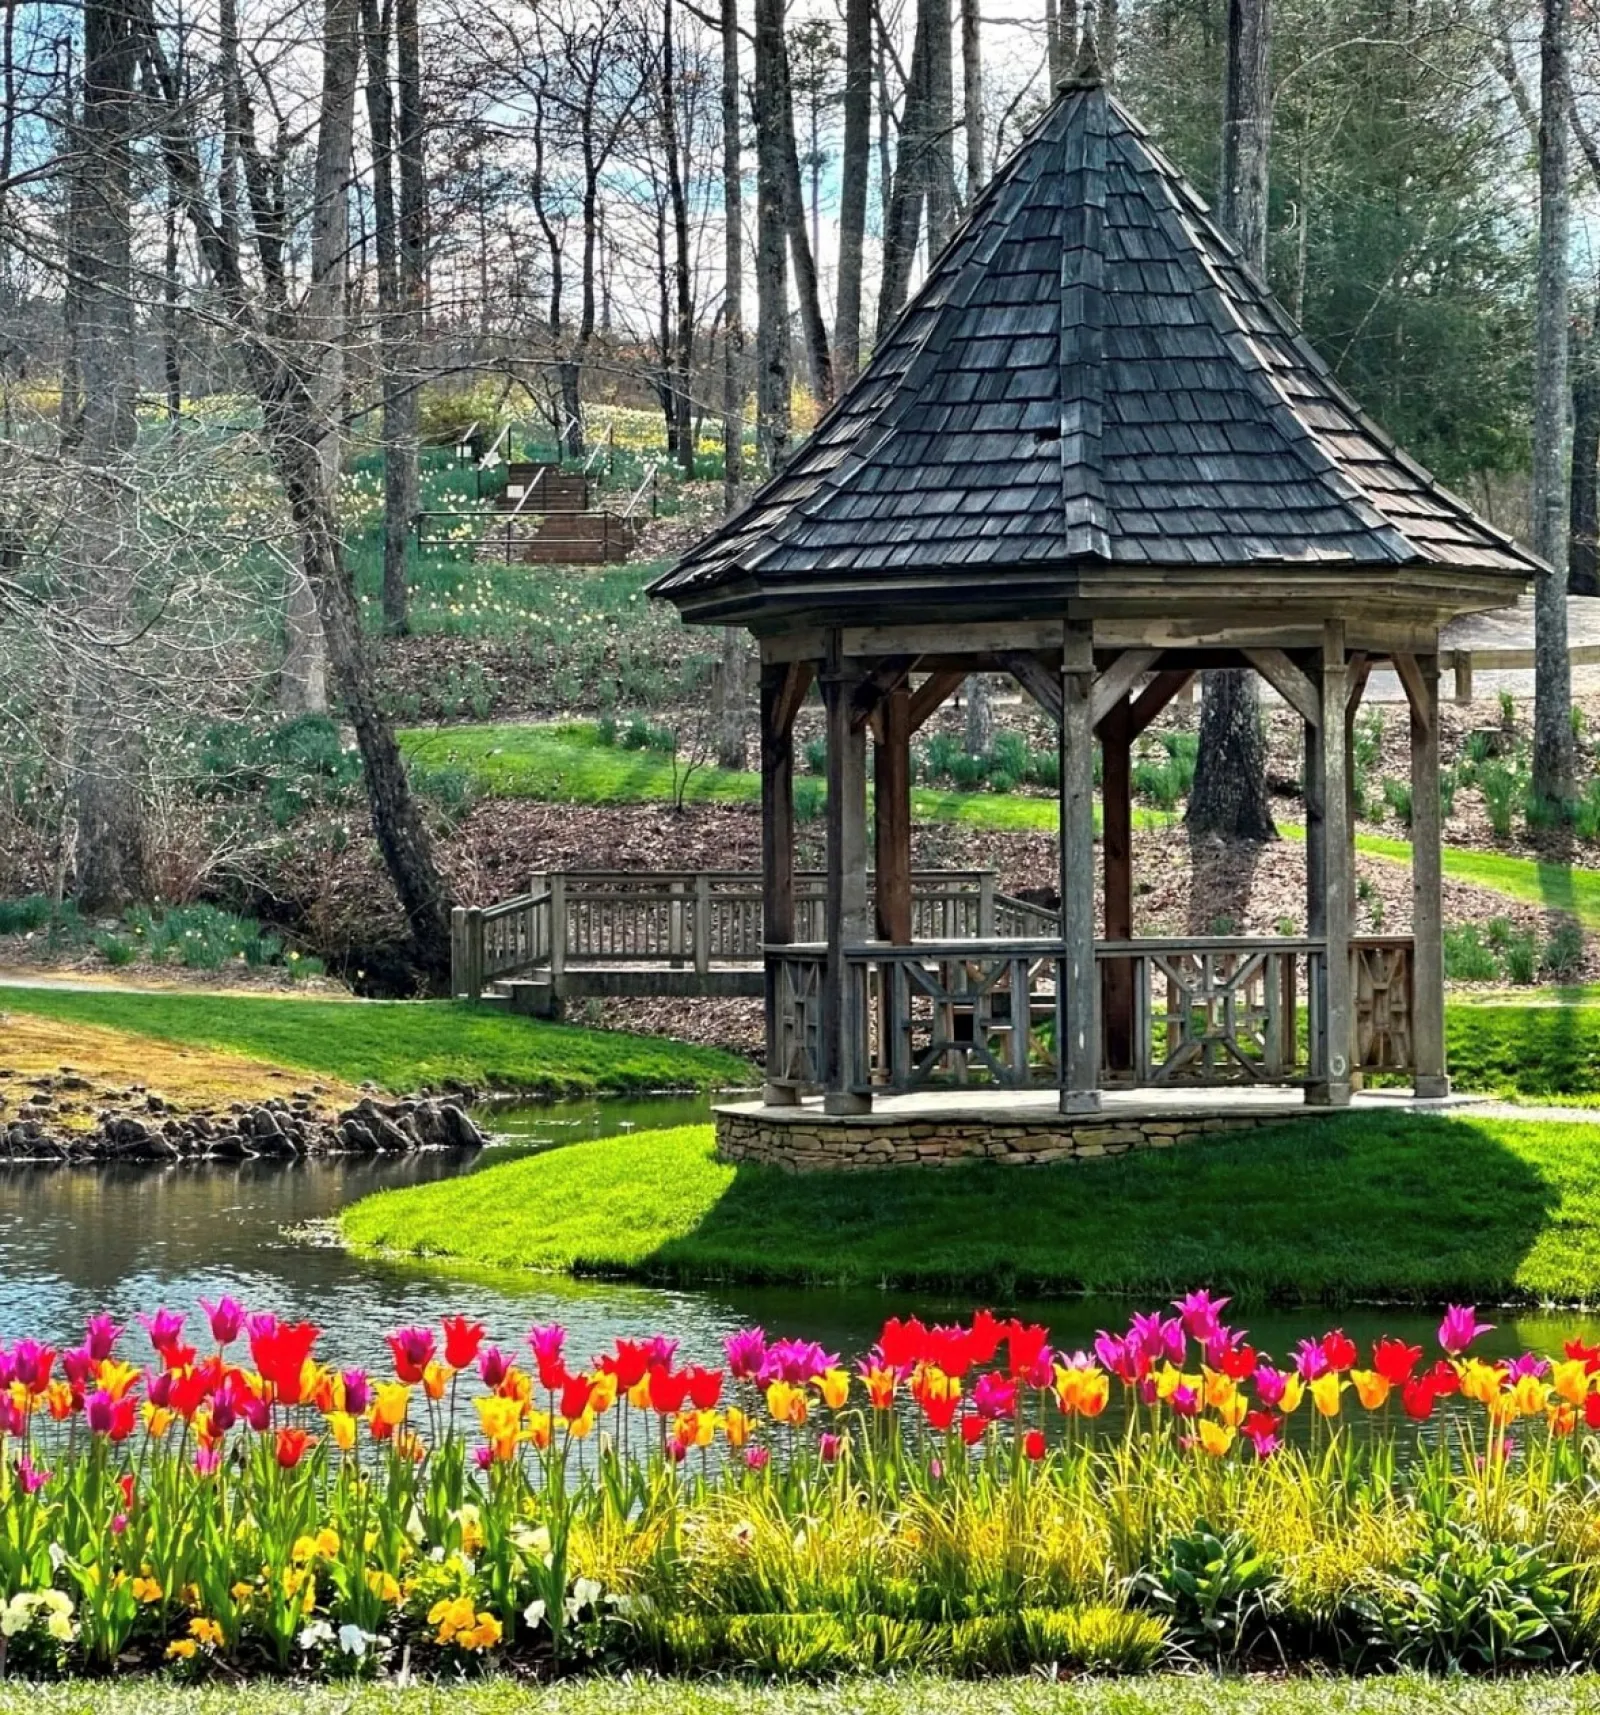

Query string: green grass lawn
[1355,829,1600,932]
[342,1109,1600,1304]
[396,721,1093,834]
[0,987,748,1098]
[8,1676,1598,1715]
[0,1675,1586,1715]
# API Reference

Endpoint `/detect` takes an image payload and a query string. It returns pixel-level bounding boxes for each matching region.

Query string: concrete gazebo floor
[713,1084,1495,1172]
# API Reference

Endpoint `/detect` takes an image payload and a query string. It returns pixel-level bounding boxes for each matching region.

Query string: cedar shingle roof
[651,59,1540,605]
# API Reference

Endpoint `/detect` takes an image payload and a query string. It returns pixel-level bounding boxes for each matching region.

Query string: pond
[0,1091,1593,1391]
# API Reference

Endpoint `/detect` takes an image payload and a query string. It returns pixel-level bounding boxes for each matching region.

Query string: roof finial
[1059,27,1102,91]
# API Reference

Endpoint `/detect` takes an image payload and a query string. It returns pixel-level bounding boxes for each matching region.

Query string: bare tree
[1533,0,1574,802]
[719,0,744,500]
[68,0,145,907]
[753,0,790,467]
[835,0,872,376]
[144,0,455,974]
[1188,0,1276,845]
[961,0,983,194]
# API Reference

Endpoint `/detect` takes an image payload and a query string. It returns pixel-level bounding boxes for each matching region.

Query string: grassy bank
[0,986,747,1098]
[397,722,1068,832]
[342,1110,1600,1303]
[1,1676,1591,1715]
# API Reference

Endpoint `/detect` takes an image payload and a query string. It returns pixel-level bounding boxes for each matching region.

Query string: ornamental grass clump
[9,1292,1600,1678]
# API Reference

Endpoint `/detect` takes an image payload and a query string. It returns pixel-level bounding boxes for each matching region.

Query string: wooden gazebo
[651,50,1540,1155]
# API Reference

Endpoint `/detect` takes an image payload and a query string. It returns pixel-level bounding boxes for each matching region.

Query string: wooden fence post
[695,874,712,975]
[549,874,567,982]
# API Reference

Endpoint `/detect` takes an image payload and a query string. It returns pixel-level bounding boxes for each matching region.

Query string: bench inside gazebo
[650,45,1540,1169]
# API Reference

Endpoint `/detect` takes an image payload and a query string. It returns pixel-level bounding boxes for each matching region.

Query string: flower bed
[3,1295,1600,1678]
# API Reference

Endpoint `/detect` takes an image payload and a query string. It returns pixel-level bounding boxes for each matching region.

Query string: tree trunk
[389,0,423,629]
[662,0,697,478]
[147,0,454,977]
[1217,0,1270,276]
[1045,0,1064,89]
[779,36,833,406]
[1533,0,1573,802]
[960,0,983,196]
[70,0,144,909]
[360,0,405,635]
[834,0,871,378]
[716,628,748,768]
[963,675,992,756]
[878,0,931,338]
[924,0,954,251]
[1191,0,1275,842]
[1188,670,1275,841]
[753,0,790,468]
[1571,306,1599,596]
[720,0,744,504]
[1094,0,1118,80]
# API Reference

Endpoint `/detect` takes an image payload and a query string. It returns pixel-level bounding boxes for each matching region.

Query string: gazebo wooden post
[875,684,914,944]
[1307,621,1354,1106]
[1404,652,1449,1096]
[760,658,803,1106]
[822,634,872,1114]
[1059,621,1101,1112]
[1101,696,1134,1076]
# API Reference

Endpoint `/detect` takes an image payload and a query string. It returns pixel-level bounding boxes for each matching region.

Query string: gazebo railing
[1096,937,1324,1087]
[765,934,1415,1098]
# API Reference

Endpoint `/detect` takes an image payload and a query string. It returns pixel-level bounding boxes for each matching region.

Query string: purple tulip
[199,1296,246,1347]
[1439,1304,1494,1356]
[724,1327,768,1381]
[85,1314,122,1361]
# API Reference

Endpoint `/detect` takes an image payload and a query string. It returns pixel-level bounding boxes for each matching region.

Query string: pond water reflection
[0,1093,1593,1403]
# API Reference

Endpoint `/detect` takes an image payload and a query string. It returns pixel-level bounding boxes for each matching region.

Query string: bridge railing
[450,869,1025,999]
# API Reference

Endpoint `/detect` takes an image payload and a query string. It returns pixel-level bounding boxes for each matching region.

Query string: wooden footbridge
[450,870,1058,1015]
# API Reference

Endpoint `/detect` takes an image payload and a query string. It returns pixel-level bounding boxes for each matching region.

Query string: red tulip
[1585,1393,1600,1430]
[560,1374,597,1421]
[1401,1378,1437,1421]
[275,1427,315,1468]
[968,1310,1006,1367]
[684,1366,724,1411]
[1372,1338,1423,1386]
[1005,1322,1051,1381]
[919,1391,960,1432]
[1023,1428,1046,1461]
[441,1316,486,1371]
[959,1412,986,1446]
[251,1321,320,1405]
[1320,1330,1358,1373]
[602,1340,652,1392]
[647,1367,689,1416]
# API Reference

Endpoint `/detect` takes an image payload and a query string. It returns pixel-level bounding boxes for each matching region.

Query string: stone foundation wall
[715,1106,1312,1172]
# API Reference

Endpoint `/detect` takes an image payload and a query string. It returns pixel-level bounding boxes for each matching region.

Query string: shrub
[94,933,136,968]
[596,715,617,747]
[1357,1521,1571,1671]
[1444,926,1498,982]
[0,895,56,936]
[1500,687,1516,730]
[987,770,1017,795]
[989,730,1028,781]
[1381,777,1413,827]
[1478,762,1518,838]
[803,737,827,776]
[1130,1523,1278,1662]
[1542,922,1586,981]
[793,779,825,823]
[1025,747,1061,789]
[919,733,959,782]
[949,753,989,790]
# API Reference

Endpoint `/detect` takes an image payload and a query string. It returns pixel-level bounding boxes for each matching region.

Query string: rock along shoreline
[0,1070,487,1163]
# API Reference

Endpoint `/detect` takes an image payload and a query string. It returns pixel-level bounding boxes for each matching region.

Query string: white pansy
[522,1599,547,1631]
[337,1624,376,1658]
[298,1620,334,1651]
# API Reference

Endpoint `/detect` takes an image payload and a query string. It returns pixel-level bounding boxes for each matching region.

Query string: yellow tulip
[1351,1370,1391,1411]
[372,1383,411,1430]
[1197,1419,1235,1457]
[723,1406,754,1448]
[817,1368,851,1410]
[1511,1374,1550,1419]
[1201,1368,1237,1412]
[1552,1359,1592,1407]
[1310,1373,1343,1418]
[1278,1376,1305,1415]
[326,1411,357,1453]
[1216,1389,1249,1429]
[1459,1360,1501,1406]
